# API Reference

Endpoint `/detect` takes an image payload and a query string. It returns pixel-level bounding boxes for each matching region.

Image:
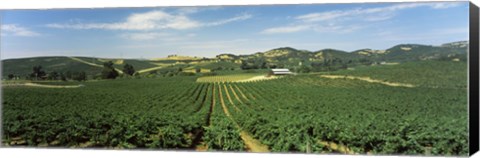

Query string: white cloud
[46,10,251,31]
[296,2,460,23]
[1,24,40,37]
[205,13,252,26]
[261,25,311,34]
[429,2,462,9]
[296,10,353,22]
[262,2,462,34]
[312,24,363,33]
[176,7,201,15]
[120,32,170,40]
[46,10,200,30]
[261,23,363,34]
[175,6,223,15]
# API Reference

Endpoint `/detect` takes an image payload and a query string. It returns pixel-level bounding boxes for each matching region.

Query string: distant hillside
[232,41,467,70]
[441,41,468,48]
[383,43,467,61]
[1,41,468,78]
[2,57,103,78]
[2,56,159,78]
[73,57,158,70]
[153,54,204,61]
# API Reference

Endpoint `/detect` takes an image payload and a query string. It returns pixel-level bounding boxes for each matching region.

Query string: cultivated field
[196,74,279,83]
[1,61,468,156]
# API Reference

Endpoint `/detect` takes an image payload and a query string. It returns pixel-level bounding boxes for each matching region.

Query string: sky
[0,2,470,59]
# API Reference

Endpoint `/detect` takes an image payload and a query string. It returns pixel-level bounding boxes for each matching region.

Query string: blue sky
[0,2,469,59]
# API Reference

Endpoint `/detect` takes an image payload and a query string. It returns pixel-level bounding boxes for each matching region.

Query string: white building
[268,69,293,76]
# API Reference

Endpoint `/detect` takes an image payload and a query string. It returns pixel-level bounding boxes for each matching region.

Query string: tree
[60,73,67,81]
[133,72,141,79]
[149,70,158,75]
[30,65,46,80]
[81,72,87,81]
[240,62,248,70]
[122,63,135,76]
[101,61,119,79]
[195,68,201,73]
[49,71,59,80]
[65,71,72,80]
[296,65,311,73]
[7,74,15,80]
[70,71,87,81]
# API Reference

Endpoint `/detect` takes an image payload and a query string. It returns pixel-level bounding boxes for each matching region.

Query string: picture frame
[1,0,479,158]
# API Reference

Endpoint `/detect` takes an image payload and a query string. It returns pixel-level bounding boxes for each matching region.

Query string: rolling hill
[1,41,468,78]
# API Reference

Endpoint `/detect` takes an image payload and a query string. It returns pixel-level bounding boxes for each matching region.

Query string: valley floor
[1,61,468,156]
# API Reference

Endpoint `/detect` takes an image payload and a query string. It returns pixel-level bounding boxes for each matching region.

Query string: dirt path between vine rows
[229,85,244,104]
[318,141,356,154]
[233,85,249,100]
[223,84,241,112]
[320,75,415,88]
[195,84,216,152]
[234,84,255,100]
[209,84,216,126]
[217,84,269,152]
[229,84,356,154]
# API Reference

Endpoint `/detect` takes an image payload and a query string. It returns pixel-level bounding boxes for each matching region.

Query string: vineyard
[1,61,468,156]
[196,73,274,83]
[329,61,467,89]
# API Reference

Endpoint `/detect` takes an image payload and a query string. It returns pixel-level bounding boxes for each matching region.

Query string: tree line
[6,61,137,81]
[239,57,376,73]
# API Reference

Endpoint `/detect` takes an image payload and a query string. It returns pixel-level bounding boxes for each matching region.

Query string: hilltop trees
[48,71,59,80]
[240,58,269,70]
[25,65,87,81]
[60,73,67,81]
[123,63,136,76]
[7,74,15,80]
[73,71,87,81]
[30,65,46,80]
[102,61,119,79]
[295,65,311,73]
[65,71,73,79]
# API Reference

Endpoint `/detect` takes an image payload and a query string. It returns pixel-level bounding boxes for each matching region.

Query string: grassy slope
[2,57,162,78]
[196,61,240,69]
[75,57,158,70]
[2,57,103,77]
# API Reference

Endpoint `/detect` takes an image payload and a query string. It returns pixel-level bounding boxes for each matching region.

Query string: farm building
[268,69,293,76]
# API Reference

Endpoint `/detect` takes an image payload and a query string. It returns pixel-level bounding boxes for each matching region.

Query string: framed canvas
[0,0,479,158]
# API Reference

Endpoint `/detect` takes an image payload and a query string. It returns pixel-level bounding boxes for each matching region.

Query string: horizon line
[1,40,468,60]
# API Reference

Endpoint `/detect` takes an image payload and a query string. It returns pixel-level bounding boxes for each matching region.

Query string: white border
[0,0,477,158]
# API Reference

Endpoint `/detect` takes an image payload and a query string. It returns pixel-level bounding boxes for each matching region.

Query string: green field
[1,61,468,156]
